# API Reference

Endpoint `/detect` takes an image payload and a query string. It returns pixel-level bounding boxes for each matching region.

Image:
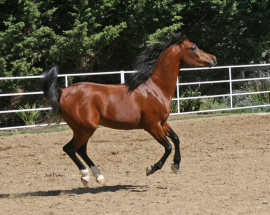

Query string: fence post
[65,75,68,88]
[229,67,233,109]
[177,77,180,114]
[120,70,125,84]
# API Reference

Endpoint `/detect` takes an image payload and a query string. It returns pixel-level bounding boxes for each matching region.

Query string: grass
[168,112,248,121]
[0,126,70,137]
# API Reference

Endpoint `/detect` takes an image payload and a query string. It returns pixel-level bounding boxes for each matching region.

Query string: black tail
[42,65,61,122]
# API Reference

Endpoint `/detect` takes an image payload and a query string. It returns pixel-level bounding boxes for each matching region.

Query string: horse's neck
[149,45,181,98]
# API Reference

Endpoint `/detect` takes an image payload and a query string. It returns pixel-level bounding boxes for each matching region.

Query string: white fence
[0,64,270,130]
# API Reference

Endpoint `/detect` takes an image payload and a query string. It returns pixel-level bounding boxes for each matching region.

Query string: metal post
[65,75,68,88]
[229,67,233,109]
[177,77,180,114]
[120,70,125,84]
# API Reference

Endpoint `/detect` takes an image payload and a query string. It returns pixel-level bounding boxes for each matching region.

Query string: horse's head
[178,34,217,67]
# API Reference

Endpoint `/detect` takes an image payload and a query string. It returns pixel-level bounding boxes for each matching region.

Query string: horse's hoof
[146,165,153,176]
[96,175,106,186]
[80,169,90,187]
[81,175,90,186]
[171,163,179,174]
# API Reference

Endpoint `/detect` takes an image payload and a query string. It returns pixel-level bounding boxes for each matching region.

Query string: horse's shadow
[0,184,148,199]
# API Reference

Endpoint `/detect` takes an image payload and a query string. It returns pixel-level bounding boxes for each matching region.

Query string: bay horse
[42,33,217,186]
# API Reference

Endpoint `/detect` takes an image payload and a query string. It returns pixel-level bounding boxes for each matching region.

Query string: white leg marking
[90,166,101,177]
[91,166,106,186]
[80,169,90,187]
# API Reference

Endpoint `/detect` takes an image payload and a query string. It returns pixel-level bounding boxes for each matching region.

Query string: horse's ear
[179,33,186,43]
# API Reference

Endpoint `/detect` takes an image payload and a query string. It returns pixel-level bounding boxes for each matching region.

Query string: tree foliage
[180,0,270,64]
[0,0,183,79]
[0,0,269,90]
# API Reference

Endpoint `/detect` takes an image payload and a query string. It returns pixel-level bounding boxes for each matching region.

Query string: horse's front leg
[145,124,172,176]
[163,122,181,174]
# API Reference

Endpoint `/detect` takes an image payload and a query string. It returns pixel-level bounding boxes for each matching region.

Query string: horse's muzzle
[206,56,217,67]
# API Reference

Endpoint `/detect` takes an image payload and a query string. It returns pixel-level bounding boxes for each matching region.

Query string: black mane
[125,33,181,92]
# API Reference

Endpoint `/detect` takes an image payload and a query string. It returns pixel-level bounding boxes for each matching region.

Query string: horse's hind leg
[63,139,91,186]
[163,122,181,174]
[145,124,172,176]
[63,130,105,186]
[77,144,106,185]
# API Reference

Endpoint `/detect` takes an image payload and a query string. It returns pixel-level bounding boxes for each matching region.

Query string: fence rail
[1,64,270,130]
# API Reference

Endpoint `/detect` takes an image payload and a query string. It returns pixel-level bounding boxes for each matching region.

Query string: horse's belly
[99,119,141,130]
[99,108,142,130]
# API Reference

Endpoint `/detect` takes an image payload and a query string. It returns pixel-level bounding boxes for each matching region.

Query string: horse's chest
[146,97,171,117]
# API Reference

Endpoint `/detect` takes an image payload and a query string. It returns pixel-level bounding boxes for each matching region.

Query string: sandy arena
[0,114,269,214]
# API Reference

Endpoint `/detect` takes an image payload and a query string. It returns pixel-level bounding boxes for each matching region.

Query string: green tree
[180,0,270,65]
[0,0,184,86]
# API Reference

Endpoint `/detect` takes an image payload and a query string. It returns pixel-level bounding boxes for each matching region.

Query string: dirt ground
[0,114,269,215]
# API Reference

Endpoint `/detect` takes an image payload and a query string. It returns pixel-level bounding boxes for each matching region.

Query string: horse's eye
[190,45,196,51]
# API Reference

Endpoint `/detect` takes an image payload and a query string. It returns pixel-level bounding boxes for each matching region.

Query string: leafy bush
[16,103,41,125]
[170,99,178,113]
[233,92,270,113]
[180,87,202,112]
[170,87,202,113]
[246,79,270,104]
[232,71,270,113]
[200,97,229,113]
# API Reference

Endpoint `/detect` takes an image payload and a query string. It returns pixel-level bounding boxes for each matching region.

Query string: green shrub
[171,87,202,113]
[200,97,229,112]
[16,103,41,125]
[170,99,178,113]
[246,79,270,104]
[180,87,202,112]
